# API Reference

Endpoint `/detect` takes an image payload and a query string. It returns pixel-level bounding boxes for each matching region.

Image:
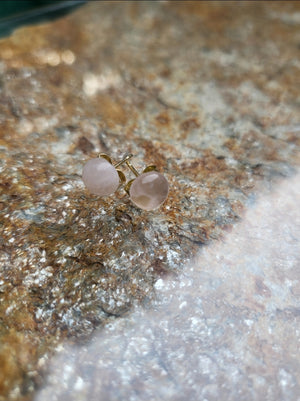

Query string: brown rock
[0,1,299,400]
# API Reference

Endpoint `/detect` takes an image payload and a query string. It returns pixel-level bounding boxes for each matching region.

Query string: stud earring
[82,153,130,196]
[124,158,169,211]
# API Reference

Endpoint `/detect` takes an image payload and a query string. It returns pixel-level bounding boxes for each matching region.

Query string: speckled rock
[0,1,299,400]
[36,172,300,401]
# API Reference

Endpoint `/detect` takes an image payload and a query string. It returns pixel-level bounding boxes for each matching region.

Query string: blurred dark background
[0,0,86,38]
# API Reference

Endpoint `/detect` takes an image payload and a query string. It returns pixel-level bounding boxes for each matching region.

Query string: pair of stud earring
[82,153,169,211]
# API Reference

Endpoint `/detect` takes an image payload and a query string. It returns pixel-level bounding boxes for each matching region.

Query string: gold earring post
[114,153,133,168]
[123,158,158,194]
[98,153,158,193]
[125,160,140,177]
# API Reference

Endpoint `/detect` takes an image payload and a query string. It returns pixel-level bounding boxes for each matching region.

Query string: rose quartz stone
[129,171,169,211]
[82,158,119,196]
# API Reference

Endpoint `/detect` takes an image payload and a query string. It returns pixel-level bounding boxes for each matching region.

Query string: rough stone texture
[0,1,299,400]
[36,173,300,401]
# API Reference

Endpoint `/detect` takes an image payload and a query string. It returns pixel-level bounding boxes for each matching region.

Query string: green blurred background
[0,0,85,38]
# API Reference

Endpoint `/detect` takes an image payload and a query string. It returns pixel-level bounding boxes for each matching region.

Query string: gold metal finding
[97,153,133,187]
[124,160,157,193]
[125,160,140,177]
[143,165,157,173]
[114,153,133,168]
[97,153,158,193]
[98,153,133,168]
[98,153,112,164]
[124,179,135,194]
[117,170,126,185]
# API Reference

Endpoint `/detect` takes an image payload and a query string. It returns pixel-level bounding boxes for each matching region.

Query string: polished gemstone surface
[129,171,169,210]
[82,158,119,196]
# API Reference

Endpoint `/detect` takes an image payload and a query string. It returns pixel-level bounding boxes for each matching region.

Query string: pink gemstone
[82,158,119,196]
[129,171,169,211]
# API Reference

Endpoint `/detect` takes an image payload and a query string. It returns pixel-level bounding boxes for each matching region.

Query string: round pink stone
[129,171,169,211]
[82,158,119,196]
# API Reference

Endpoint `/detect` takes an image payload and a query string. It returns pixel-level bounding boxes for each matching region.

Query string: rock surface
[0,2,299,400]
[36,172,300,401]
